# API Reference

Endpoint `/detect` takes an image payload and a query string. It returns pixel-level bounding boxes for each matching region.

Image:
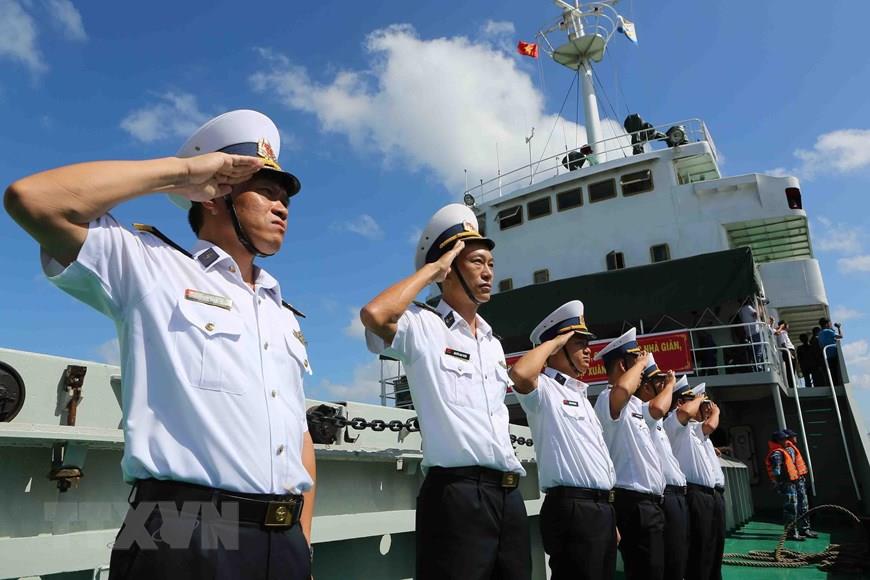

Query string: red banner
[506,330,694,386]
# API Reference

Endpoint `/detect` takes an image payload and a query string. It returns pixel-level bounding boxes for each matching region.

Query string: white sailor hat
[641,352,664,382]
[690,383,707,398]
[414,204,494,270]
[530,300,596,346]
[169,109,301,210]
[593,327,641,364]
[673,375,690,396]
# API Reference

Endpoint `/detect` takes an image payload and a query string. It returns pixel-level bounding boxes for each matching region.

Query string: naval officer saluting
[509,300,618,580]
[5,110,316,579]
[665,380,721,580]
[636,355,689,580]
[360,204,529,580]
[592,328,666,580]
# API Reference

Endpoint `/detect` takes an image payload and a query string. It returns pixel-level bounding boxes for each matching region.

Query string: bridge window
[498,278,513,292]
[497,206,523,230]
[606,251,625,271]
[589,178,617,203]
[527,197,552,220]
[650,243,671,263]
[533,269,550,284]
[557,188,583,211]
[621,169,654,196]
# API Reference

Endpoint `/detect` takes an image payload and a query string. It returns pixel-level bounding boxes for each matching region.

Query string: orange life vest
[785,440,808,477]
[765,441,799,483]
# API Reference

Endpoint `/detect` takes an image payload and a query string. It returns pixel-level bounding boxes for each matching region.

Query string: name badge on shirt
[185,289,233,311]
[631,412,644,420]
[563,399,579,407]
[444,348,470,361]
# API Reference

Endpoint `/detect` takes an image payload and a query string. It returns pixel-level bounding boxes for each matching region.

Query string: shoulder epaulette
[412,300,441,316]
[133,223,306,318]
[282,300,306,318]
[133,223,192,258]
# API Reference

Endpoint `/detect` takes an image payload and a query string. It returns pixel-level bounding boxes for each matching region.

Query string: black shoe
[786,531,805,541]
[802,529,819,538]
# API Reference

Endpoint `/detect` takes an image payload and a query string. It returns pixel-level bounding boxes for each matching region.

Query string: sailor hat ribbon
[415,204,494,270]
[641,352,664,382]
[593,327,641,364]
[170,109,301,210]
[530,300,596,346]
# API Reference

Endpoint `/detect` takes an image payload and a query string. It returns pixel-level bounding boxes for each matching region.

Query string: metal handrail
[779,346,816,497]
[822,344,861,501]
[467,117,715,204]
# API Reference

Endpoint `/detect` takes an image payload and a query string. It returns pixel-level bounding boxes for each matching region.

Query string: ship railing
[379,355,413,409]
[466,118,717,206]
[685,321,784,377]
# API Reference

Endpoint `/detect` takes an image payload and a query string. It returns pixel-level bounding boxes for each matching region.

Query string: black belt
[547,486,615,503]
[613,487,664,505]
[687,482,715,495]
[132,479,304,529]
[428,466,521,489]
[664,485,687,496]
[715,485,725,494]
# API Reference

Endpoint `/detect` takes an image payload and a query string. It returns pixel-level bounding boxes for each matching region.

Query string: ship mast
[541,0,633,159]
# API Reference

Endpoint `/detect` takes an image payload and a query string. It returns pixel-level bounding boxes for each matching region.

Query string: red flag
[517,41,539,58]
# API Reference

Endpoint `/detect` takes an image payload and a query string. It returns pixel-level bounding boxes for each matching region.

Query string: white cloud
[831,307,864,322]
[332,214,384,240]
[95,338,120,366]
[319,359,382,403]
[480,20,515,38]
[408,227,422,246]
[343,307,365,340]
[814,217,863,254]
[120,92,208,143]
[776,129,870,179]
[0,0,45,73]
[764,167,789,177]
[843,340,870,390]
[46,0,86,41]
[838,255,870,274]
[250,26,628,197]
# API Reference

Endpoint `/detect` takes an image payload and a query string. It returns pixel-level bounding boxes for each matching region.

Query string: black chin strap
[563,345,582,378]
[224,196,275,258]
[453,260,482,305]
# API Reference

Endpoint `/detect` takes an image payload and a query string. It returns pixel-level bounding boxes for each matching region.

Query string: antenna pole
[580,59,603,160]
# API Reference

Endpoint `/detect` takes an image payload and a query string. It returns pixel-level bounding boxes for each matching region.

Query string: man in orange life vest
[784,428,817,538]
[765,431,807,540]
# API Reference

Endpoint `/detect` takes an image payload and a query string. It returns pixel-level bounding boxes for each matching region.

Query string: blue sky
[1,0,869,418]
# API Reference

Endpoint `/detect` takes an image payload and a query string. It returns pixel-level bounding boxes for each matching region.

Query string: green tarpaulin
[480,247,759,350]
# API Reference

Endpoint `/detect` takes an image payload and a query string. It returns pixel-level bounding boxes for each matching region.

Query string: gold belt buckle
[264,499,296,528]
[500,472,519,488]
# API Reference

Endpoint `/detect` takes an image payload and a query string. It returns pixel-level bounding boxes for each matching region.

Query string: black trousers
[613,489,665,580]
[662,488,689,580]
[685,484,725,580]
[416,467,531,580]
[109,481,310,580]
[540,489,617,580]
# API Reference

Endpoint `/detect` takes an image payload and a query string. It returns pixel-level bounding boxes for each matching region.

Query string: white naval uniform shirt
[663,414,717,488]
[641,405,687,487]
[42,214,313,495]
[365,300,524,475]
[593,388,665,495]
[515,368,615,492]
[698,424,726,487]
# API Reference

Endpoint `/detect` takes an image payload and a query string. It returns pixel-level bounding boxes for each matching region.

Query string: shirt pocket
[560,399,585,421]
[439,353,479,409]
[284,327,313,376]
[171,297,245,394]
[489,364,511,408]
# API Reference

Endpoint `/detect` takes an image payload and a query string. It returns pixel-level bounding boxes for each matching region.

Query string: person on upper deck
[818,318,844,385]
[592,328,666,580]
[4,110,317,580]
[510,300,617,580]
[360,204,529,580]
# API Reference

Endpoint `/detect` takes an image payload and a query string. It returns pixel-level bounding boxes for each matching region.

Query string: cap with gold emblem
[530,300,596,346]
[641,352,664,382]
[594,327,641,364]
[414,204,494,271]
[170,109,301,210]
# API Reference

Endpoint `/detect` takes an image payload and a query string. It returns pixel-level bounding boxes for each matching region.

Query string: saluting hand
[547,331,575,356]
[430,240,465,283]
[169,152,265,202]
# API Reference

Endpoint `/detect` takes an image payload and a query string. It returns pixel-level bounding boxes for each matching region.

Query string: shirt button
[304,359,309,368]
[205,323,215,332]
[276,444,285,455]
[271,389,278,398]
[264,342,269,350]
[229,265,237,273]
